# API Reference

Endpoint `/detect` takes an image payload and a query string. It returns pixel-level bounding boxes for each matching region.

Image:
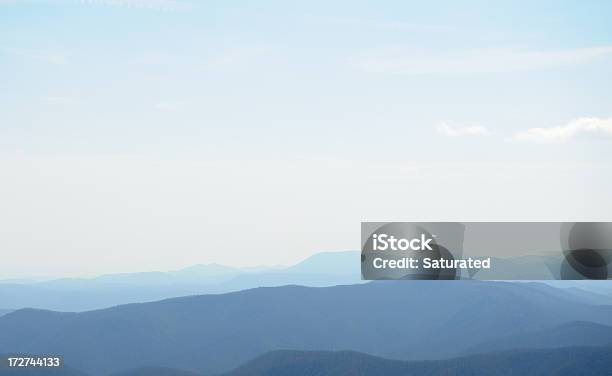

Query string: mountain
[0,281,611,375]
[33,264,252,290]
[0,282,210,312]
[513,281,612,305]
[5,250,612,313]
[223,346,612,376]
[282,251,358,275]
[467,321,612,354]
[109,367,200,376]
[224,350,410,376]
[0,252,360,312]
[0,310,12,317]
[0,369,85,376]
[543,280,612,298]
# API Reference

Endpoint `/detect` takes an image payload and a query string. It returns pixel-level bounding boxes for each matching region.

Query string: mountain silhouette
[466,321,612,354]
[109,367,200,376]
[0,252,360,312]
[223,346,612,376]
[3,251,612,313]
[0,281,611,375]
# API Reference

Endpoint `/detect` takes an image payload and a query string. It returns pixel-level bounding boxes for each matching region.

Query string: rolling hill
[0,252,360,312]
[466,321,612,354]
[0,281,611,375]
[223,346,612,376]
[109,367,200,376]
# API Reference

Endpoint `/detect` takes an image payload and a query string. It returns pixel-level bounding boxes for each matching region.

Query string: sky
[1,0,612,278]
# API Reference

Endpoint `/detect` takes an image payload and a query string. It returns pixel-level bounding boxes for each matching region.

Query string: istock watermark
[361,222,612,281]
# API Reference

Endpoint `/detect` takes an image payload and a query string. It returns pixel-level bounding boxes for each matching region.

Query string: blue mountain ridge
[0,251,361,312]
[222,346,612,376]
[0,281,611,375]
[465,320,612,354]
[2,251,612,313]
[4,345,611,376]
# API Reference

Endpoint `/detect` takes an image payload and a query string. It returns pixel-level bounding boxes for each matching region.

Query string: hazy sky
[1,0,611,278]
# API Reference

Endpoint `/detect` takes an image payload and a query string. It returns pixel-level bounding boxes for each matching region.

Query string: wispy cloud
[513,117,612,143]
[436,122,490,137]
[354,46,612,74]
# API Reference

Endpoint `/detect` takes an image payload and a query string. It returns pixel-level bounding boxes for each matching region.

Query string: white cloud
[513,117,612,143]
[355,46,612,74]
[436,122,490,137]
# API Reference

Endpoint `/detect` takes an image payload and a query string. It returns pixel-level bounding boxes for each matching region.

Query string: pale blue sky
[1,0,611,277]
